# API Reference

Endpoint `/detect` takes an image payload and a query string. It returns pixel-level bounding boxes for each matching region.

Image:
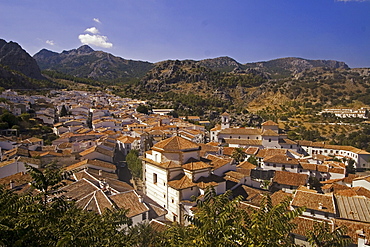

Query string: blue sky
[1,0,369,67]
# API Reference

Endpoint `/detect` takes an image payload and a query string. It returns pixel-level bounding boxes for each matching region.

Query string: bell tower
[221,112,230,130]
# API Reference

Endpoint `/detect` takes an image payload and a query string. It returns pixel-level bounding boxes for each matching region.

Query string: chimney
[99,170,102,176]
[318,202,323,210]
[9,180,14,189]
[138,195,143,203]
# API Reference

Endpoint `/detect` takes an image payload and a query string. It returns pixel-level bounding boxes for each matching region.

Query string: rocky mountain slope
[0,39,58,89]
[0,39,44,80]
[117,57,370,117]
[34,45,154,83]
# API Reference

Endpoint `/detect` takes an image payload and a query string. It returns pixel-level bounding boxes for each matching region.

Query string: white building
[143,136,227,224]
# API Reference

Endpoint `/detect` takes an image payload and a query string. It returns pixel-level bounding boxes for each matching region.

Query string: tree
[247,155,258,166]
[346,159,356,174]
[60,105,68,117]
[164,187,305,247]
[126,149,143,179]
[0,111,18,128]
[307,222,351,247]
[136,104,149,114]
[0,165,135,246]
[231,147,246,163]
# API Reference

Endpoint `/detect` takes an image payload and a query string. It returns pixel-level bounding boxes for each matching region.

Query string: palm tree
[231,147,246,163]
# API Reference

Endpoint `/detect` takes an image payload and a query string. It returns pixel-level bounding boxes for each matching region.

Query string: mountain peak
[77,45,94,53]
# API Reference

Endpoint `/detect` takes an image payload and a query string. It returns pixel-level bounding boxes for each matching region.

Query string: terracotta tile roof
[137,192,168,219]
[279,138,297,145]
[110,191,149,217]
[66,159,116,171]
[317,164,329,172]
[219,128,262,135]
[61,178,101,200]
[261,120,278,126]
[322,183,349,192]
[197,181,219,189]
[206,141,220,147]
[353,175,370,183]
[232,185,267,205]
[206,154,233,170]
[182,160,212,171]
[77,190,114,214]
[296,185,317,193]
[256,148,287,158]
[328,167,345,174]
[221,112,230,116]
[79,145,114,157]
[3,147,30,158]
[23,137,43,143]
[335,195,370,222]
[273,171,308,187]
[224,171,247,182]
[142,157,182,169]
[271,190,292,206]
[291,191,336,214]
[0,172,32,192]
[199,143,220,157]
[237,160,257,170]
[222,147,237,156]
[0,159,18,168]
[210,125,221,131]
[149,219,170,232]
[264,154,299,165]
[57,142,73,149]
[291,216,332,237]
[343,174,361,184]
[117,135,137,143]
[299,162,317,171]
[333,218,370,244]
[17,157,41,166]
[168,174,197,190]
[335,187,370,199]
[236,167,252,177]
[245,147,259,155]
[224,139,263,146]
[261,129,279,136]
[152,136,199,152]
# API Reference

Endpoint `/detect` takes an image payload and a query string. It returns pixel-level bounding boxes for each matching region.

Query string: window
[173,215,177,222]
[164,194,166,198]
[269,138,271,142]
[142,213,147,221]
[172,198,174,203]
[291,165,294,169]
[325,212,329,218]
[153,173,157,184]
[310,210,315,216]
[273,164,276,167]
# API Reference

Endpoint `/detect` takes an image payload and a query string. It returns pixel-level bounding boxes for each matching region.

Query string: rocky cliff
[0,39,45,80]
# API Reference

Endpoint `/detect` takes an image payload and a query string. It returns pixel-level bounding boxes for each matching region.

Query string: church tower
[221,112,230,130]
